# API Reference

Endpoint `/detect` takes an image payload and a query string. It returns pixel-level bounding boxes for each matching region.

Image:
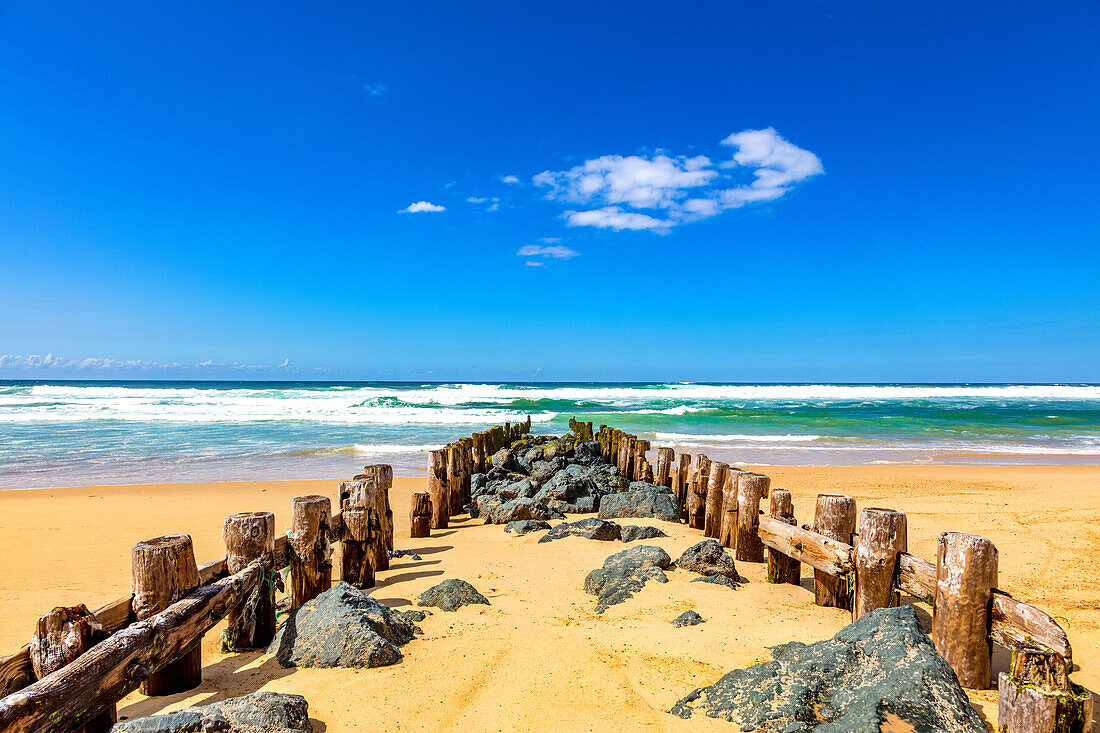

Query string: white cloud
[500,175,521,184]
[516,244,580,259]
[534,128,821,233]
[467,196,500,212]
[524,261,545,267]
[362,83,388,98]
[538,236,561,244]
[400,201,446,213]
[0,354,291,373]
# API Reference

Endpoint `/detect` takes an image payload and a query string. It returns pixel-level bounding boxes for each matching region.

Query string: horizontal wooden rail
[757,515,854,576]
[0,560,264,733]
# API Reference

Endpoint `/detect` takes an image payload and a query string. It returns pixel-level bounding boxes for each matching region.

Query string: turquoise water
[1,381,1099,489]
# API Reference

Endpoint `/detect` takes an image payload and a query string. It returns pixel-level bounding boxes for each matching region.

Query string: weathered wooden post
[289,495,332,609]
[30,605,114,733]
[363,464,395,556]
[735,472,771,562]
[610,429,621,468]
[428,448,449,530]
[718,469,740,548]
[703,461,729,538]
[853,507,907,620]
[998,645,1092,732]
[410,492,432,538]
[341,506,374,589]
[221,511,276,650]
[675,453,690,521]
[655,447,674,488]
[460,436,473,504]
[685,454,710,530]
[619,435,634,478]
[812,494,856,609]
[933,531,998,688]
[631,439,650,482]
[766,489,800,584]
[131,534,201,695]
[446,444,463,515]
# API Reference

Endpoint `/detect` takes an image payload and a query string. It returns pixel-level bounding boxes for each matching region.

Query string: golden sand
[1,465,1098,731]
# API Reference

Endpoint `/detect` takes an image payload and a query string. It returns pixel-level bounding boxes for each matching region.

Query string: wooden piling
[131,534,201,695]
[812,494,856,609]
[428,449,449,530]
[997,645,1092,732]
[221,512,276,650]
[446,444,463,515]
[410,492,432,538]
[288,495,332,609]
[703,462,729,538]
[674,453,690,522]
[718,469,740,548]
[853,507,907,620]
[934,531,998,688]
[631,439,649,482]
[363,464,395,559]
[685,454,710,530]
[341,506,374,589]
[30,605,114,733]
[735,472,771,562]
[766,489,800,584]
[655,447,674,488]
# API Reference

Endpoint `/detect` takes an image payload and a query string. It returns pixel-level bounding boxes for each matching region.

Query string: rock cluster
[598,481,678,521]
[670,606,987,732]
[111,692,311,733]
[417,578,490,611]
[584,545,672,613]
[268,582,419,669]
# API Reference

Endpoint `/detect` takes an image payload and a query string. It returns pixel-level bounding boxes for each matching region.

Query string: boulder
[620,525,668,543]
[111,691,311,733]
[538,517,622,543]
[691,575,742,589]
[494,477,538,501]
[537,465,598,503]
[584,545,672,613]
[546,495,597,515]
[571,440,603,465]
[598,481,678,522]
[402,609,432,622]
[529,456,567,485]
[389,549,422,561]
[418,579,490,611]
[671,610,705,627]
[471,494,503,520]
[576,463,629,495]
[676,539,741,581]
[268,582,419,669]
[485,497,563,525]
[504,519,552,535]
[670,606,986,731]
[491,448,518,471]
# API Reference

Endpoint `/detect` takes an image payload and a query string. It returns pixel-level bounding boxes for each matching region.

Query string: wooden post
[632,439,649,482]
[609,429,621,467]
[934,531,998,688]
[998,646,1092,732]
[853,507,907,620]
[620,436,634,479]
[362,465,393,570]
[685,454,710,530]
[703,462,728,538]
[718,469,740,548]
[341,506,374,589]
[655,447,674,488]
[428,449,449,530]
[766,489,800,584]
[410,492,432,538]
[735,472,771,562]
[459,437,473,505]
[131,534,201,695]
[812,495,856,609]
[30,606,114,733]
[446,444,463,515]
[289,495,332,609]
[674,453,690,522]
[221,512,276,650]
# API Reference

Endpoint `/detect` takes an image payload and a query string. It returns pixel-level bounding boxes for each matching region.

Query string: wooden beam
[991,592,1073,664]
[757,515,854,577]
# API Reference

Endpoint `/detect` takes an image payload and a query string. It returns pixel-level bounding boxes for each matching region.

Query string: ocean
[1,381,1099,489]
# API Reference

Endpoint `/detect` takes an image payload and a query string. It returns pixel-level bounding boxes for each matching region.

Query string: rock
[584,545,672,613]
[529,456,566,485]
[268,582,419,669]
[691,575,742,589]
[546,495,597,515]
[671,610,705,627]
[504,519,551,535]
[471,494,503,520]
[491,448,517,470]
[598,481,678,522]
[676,539,741,581]
[389,549,422,561]
[111,691,311,733]
[402,609,432,622]
[570,463,629,495]
[538,517,622,543]
[620,525,668,542]
[670,606,987,732]
[485,497,563,525]
[417,578,490,611]
[470,473,489,497]
[494,477,537,501]
[537,465,598,503]
[571,440,602,465]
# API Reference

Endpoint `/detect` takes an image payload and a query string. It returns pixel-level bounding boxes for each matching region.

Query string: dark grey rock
[571,440,602,465]
[671,610,705,627]
[584,545,672,613]
[530,456,567,485]
[268,582,419,669]
[495,477,537,501]
[546,495,597,514]
[491,448,517,470]
[572,462,629,495]
[537,465,598,503]
[504,519,552,535]
[538,517,622,543]
[111,692,311,733]
[676,539,741,581]
[691,574,742,589]
[471,494,503,520]
[670,606,986,731]
[485,497,563,524]
[470,473,489,497]
[389,549,422,561]
[620,525,668,543]
[598,481,678,522]
[401,609,432,622]
[417,578,490,611]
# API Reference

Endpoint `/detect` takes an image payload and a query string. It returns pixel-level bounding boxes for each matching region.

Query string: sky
[1,1,1097,382]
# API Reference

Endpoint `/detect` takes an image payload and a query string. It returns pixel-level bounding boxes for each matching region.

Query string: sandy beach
[1,465,1098,732]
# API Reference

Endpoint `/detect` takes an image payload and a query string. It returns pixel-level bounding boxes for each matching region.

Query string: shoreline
[2,465,1098,731]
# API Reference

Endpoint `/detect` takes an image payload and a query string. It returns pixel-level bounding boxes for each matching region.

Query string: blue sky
[1,1,1097,382]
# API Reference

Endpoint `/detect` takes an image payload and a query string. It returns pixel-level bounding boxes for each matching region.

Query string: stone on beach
[268,582,419,669]
[669,605,987,732]
[417,578,490,611]
[597,481,678,522]
[620,525,667,542]
[675,539,741,582]
[504,519,552,535]
[538,517,622,543]
[485,497,564,524]
[111,691,312,733]
[584,545,672,613]
[671,610,705,627]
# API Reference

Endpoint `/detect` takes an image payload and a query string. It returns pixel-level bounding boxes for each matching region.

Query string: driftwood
[410,492,432,538]
[735,472,770,562]
[0,562,263,733]
[221,512,276,651]
[703,462,728,538]
[852,507,907,620]
[997,645,1092,732]
[288,495,332,609]
[765,490,799,584]
[757,515,854,577]
[812,495,856,609]
[933,531,998,689]
[29,606,114,733]
[427,449,449,530]
[131,535,201,695]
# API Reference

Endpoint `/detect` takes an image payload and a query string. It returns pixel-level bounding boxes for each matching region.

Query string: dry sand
[1,465,1098,732]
